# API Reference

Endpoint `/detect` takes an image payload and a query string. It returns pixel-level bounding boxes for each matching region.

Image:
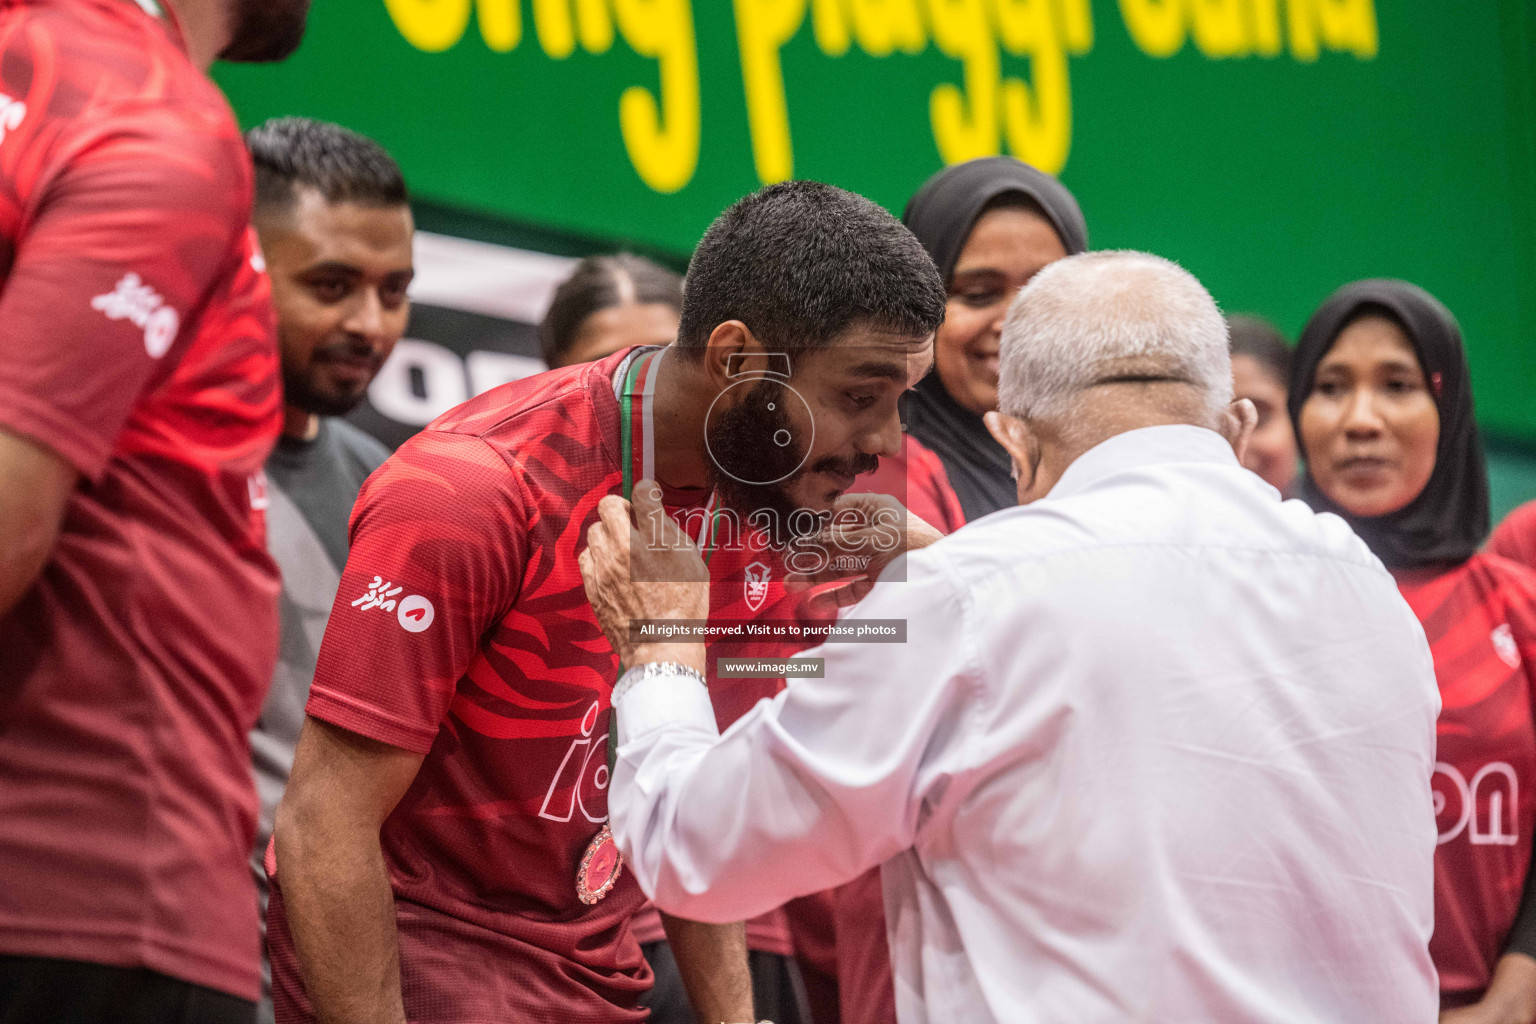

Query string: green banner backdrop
[216,0,1536,438]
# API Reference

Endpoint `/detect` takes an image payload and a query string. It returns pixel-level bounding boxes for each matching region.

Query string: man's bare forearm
[1441,953,1536,1024]
[275,801,407,1024]
[0,428,75,620]
[660,913,753,1024]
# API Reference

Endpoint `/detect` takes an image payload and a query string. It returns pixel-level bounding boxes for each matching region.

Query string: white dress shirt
[613,424,1440,1023]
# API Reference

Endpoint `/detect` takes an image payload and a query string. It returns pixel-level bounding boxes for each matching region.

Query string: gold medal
[575,823,623,905]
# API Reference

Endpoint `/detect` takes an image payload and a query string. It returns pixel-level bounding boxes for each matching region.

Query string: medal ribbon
[618,346,721,554]
[608,347,720,779]
[580,348,725,903]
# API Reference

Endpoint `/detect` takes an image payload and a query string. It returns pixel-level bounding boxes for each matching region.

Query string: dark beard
[283,376,366,418]
[705,379,878,548]
[218,0,311,63]
[282,366,371,418]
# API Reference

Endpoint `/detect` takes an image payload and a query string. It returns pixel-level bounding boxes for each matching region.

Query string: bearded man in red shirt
[268,180,945,1024]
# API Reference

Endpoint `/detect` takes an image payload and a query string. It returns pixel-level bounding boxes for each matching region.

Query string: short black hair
[539,253,683,367]
[247,117,408,217]
[1228,314,1292,384]
[676,181,945,361]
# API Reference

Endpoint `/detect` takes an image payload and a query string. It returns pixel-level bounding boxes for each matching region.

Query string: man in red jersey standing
[0,0,308,1021]
[268,180,945,1024]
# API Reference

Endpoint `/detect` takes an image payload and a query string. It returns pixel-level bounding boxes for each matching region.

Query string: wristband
[612,660,707,705]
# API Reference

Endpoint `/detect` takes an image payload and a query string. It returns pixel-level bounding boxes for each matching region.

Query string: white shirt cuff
[614,664,718,743]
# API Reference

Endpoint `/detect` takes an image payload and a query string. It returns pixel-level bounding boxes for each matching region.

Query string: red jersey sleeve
[904,435,966,534]
[1489,556,1536,671]
[852,434,966,535]
[307,431,530,754]
[0,104,249,480]
[1490,503,1536,573]
[1483,556,1536,962]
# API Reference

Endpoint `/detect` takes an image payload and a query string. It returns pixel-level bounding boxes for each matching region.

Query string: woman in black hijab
[900,156,1088,522]
[1291,279,1487,564]
[1291,279,1536,1018]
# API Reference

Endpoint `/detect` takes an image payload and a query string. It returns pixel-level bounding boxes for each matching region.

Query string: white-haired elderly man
[579,251,1441,1023]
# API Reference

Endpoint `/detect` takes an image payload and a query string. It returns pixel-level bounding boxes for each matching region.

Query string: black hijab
[1289,279,1489,569]
[901,158,1088,522]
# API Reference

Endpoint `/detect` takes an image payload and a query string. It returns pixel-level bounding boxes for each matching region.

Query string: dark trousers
[0,955,254,1024]
[640,942,813,1024]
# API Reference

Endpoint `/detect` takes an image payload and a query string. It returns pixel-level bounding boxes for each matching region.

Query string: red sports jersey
[1489,501,1536,573]
[1397,554,1536,1003]
[269,348,840,1022]
[832,871,894,1024]
[784,890,843,1024]
[0,0,281,1001]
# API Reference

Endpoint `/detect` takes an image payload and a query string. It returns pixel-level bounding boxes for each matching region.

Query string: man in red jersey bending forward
[268,180,945,1024]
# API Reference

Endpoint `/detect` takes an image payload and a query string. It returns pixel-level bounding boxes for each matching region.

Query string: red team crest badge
[744,561,771,612]
[576,824,623,904]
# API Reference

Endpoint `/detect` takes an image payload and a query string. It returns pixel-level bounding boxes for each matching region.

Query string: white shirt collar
[1045,424,1239,502]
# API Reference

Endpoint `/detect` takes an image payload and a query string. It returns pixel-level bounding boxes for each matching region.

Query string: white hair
[997,250,1232,423]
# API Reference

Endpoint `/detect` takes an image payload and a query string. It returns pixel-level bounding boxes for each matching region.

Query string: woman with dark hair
[852,158,1085,530]
[1291,279,1536,1021]
[900,156,1087,522]
[538,253,682,368]
[1228,314,1298,494]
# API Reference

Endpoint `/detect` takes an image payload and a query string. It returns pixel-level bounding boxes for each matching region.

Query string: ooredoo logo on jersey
[397,595,435,633]
[351,575,435,633]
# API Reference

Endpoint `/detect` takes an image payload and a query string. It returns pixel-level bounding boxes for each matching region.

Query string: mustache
[808,452,879,478]
[312,338,382,362]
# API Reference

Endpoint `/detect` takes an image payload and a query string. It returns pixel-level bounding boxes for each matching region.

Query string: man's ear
[1223,397,1258,465]
[701,321,764,400]
[984,411,1040,500]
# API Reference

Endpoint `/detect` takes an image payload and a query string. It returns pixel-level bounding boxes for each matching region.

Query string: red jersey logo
[744,561,772,612]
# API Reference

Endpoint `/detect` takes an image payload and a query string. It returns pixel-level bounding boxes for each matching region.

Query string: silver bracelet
[612,660,706,705]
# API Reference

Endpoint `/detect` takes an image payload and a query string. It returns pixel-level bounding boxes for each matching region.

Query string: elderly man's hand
[579,480,709,674]
[788,493,944,614]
